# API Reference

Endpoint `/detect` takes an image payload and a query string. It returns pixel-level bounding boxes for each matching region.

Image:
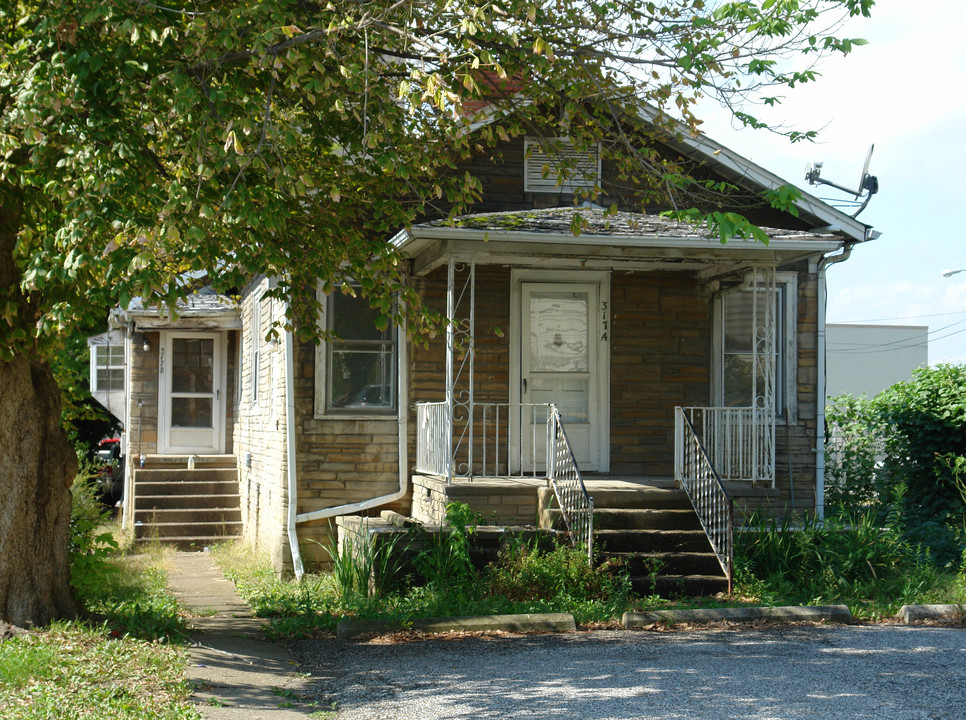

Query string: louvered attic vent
[524,137,601,194]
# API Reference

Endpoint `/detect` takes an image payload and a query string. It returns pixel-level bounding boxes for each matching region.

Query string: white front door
[515,274,609,472]
[159,332,226,454]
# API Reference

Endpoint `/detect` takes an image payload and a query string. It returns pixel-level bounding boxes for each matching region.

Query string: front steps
[131,455,242,550]
[539,483,729,596]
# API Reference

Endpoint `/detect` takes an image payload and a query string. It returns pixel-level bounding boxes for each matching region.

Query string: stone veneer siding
[408,262,821,516]
[234,282,290,571]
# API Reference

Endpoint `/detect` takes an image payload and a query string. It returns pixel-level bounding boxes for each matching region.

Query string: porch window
[714,275,797,418]
[325,286,396,413]
[91,344,124,392]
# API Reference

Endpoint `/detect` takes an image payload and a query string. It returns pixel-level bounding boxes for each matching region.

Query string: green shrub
[413,501,482,595]
[736,495,940,617]
[826,365,966,566]
[69,474,119,600]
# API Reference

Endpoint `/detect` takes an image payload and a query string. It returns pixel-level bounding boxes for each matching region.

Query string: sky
[698,0,966,365]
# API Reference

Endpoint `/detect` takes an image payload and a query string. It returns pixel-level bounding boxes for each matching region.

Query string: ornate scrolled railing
[415,401,556,481]
[674,407,734,592]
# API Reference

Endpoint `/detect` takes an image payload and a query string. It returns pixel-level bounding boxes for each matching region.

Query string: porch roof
[113,287,242,330]
[392,207,846,276]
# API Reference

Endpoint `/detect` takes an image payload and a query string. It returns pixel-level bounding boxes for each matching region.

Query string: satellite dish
[856,144,874,197]
[805,144,879,218]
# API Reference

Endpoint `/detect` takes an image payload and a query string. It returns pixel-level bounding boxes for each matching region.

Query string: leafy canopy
[1,0,874,354]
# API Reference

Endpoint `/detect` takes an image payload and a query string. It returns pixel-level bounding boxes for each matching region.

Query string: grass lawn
[0,545,200,720]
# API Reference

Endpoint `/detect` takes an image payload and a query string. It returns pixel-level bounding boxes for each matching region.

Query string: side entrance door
[159,331,226,454]
[514,274,609,472]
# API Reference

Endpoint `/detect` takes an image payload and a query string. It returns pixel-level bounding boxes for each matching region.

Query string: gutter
[284,326,306,580]
[293,309,410,528]
[815,243,854,520]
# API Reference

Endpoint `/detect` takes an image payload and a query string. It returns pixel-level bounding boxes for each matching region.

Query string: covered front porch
[393,207,835,584]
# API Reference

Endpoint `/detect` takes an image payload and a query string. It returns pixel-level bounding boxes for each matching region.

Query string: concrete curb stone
[623,604,854,627]
[896,603,966,623]
[336,612,577,640]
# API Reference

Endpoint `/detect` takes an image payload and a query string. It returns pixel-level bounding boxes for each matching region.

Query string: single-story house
[89,113,878,586]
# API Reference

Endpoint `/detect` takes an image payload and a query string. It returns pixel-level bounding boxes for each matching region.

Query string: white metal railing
[674,407,734,591]
[415,401,594,562]
[415,401,555,480]
[548,405,594,563]
[675,406,774,486]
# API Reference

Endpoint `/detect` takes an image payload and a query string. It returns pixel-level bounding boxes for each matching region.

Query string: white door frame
[510,269,610,472]
[158,330,227,454]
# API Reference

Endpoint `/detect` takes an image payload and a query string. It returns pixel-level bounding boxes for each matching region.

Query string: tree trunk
[0,355,79,626]
[0,185,78,626]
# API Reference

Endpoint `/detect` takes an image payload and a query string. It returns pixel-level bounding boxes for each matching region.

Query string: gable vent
[524,137,601,194]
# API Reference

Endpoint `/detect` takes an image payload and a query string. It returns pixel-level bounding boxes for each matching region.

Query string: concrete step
[133,536,239,551]
[133,520,243,539]
[134,493,242,511]
[541,507,702,531]
[589,487,692,510]
[633,573,729,597]
[604,551,724,577]
[594,529,713,554]
[135,479,240,497]
[133,468,238,484]
[139,454,237,470]
[538,485,691,512]
[133,507,242,525]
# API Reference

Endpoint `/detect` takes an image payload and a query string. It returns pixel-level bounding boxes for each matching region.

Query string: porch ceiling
[393,208,844,276]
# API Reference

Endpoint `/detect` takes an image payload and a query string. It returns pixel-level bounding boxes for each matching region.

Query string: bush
[69,472,119,600]
[826,365,966,566]
[736,497,940,617]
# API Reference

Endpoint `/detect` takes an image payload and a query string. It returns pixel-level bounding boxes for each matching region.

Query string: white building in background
[825,324,928,399]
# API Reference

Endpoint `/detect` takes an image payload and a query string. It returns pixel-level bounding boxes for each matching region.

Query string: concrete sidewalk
[165,552,314,719]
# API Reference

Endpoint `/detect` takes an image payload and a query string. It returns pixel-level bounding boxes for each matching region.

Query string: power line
[830,309,966,323]
[828,317,966,354]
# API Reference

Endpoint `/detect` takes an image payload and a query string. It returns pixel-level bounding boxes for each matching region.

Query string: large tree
[0,0,873,626]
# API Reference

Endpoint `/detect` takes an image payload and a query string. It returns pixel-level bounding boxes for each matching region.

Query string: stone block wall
[234,280,291,572]
[610,271,711,476]
[411,475,540,527]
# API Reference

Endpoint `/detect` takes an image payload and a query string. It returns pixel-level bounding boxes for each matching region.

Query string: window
[524,137,601,194]
[325,286,396,413]
[714,274,797,419]
[250,294,261,404]
[91,344,124,392]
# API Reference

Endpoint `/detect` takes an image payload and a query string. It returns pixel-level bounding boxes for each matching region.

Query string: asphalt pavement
[165,551,965,720]
[289,624,966,720]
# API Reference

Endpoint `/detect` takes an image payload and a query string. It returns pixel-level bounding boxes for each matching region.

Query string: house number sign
[600,300,609,343]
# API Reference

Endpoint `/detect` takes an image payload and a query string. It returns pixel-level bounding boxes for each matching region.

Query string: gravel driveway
[290,625,966,719]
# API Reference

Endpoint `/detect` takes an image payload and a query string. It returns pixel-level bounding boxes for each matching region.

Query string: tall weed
[737,494,939,616]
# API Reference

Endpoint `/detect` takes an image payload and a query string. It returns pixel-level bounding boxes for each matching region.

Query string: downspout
[294,311,409,526]
[815,243,853,520]
[284,325,305,580]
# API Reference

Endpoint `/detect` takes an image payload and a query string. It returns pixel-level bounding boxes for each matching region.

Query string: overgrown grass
[0,483,199,720]
[214,504,638,637]
[735,506,966,619]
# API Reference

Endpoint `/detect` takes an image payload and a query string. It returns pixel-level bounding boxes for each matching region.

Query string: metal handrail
[548,405,594,564]
[674,407,734,592]
[415,401,555,481]
[677,405,774,486]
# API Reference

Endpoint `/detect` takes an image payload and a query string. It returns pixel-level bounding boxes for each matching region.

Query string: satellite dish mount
[805,144,879,218]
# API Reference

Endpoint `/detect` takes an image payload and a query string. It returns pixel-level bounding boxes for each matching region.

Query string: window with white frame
[524,137,601,194]
[250,293,262,404]
[324,285,396,413]
[91,343,124,392]
[713,274,797,419]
